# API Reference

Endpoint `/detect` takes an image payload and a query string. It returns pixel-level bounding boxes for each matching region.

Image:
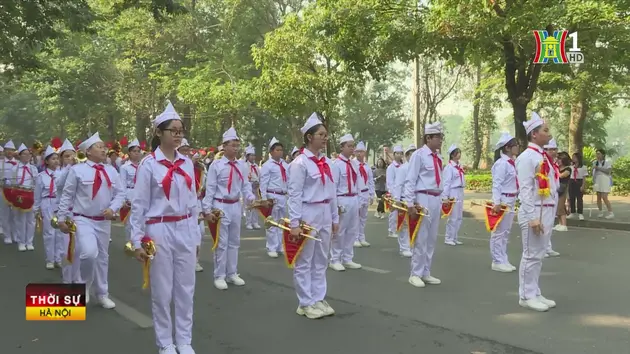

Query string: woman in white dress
[593,149,614,219]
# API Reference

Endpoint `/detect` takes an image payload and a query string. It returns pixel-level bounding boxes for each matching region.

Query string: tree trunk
[412,56,422,147]
[569,95,588,154]
[472,63,482,169]
[107,112,116,140]
[182,105,192,139]
[513,102,528,148]
[135,110,148,144]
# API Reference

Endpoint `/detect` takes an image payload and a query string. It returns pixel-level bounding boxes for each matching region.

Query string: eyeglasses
[163,129,185,136]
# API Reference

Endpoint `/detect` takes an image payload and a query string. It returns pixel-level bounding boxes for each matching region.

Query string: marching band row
[0,103,560,354]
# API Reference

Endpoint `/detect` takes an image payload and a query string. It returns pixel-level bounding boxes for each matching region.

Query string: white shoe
[245,225,253,230]
[176,344,196,354]
[537,295,556,308]
[267,251,278,258]
[360,241,370,247]
[296,305,325,319]
[26,244,34,251]
[379,214,385,219]
[555,225,568,232]
[519,298,549,312]
[566,213,576,219]
[109,238,112,242]
[578,214,584,220]
[3,238,11,244]
[159,344,178,354]
[444,240,456,246]
[400,250,412,258]
[387,233,398,239]
[455,240,463,245]
[374,212,380,218]
[18,244,26,252]
[546,250,560,257]
[195,262,203,272]
[342,261,362,269]
[491,263,513,273]
[605,212,614,219]
[421,275,441,285]
[597,212,604,218]
[314,300,335,316]
[507,263,517,271]
[329,263,345,271]
[227,275,245,286]
[45,262,54,270]
[98,296,116,309]
[253,224,261,229]
[408,276,425,288]
[214,279,228,290]
[353,241,362,247]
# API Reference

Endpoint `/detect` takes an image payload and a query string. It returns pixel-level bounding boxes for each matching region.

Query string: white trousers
[388,209,398,235]
[41,198,63,263]
[148,217,197,349]
[410,193,442,277]
[213,202,242,279]
[489,196,516,265]
[0,196,13,241]
[518,206,554,300]
[74,216,111,297]
[356,197,368,242]
[13,209,35,246]
[245,208,259,227]
[61,228,82,283]
[444,188,464,242]
[330,196,359,264]
[265,194,286,253]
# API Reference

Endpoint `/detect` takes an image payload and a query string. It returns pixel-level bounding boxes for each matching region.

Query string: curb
[461,211,629,231]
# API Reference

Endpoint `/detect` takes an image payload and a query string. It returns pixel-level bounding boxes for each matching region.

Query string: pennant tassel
[407,214,423,247]
[484,203,506,232]
[142,259,151,289]
[65,231,75,264]
[120,204,131,224]
[282,220,308,268]
[208,220,220,251]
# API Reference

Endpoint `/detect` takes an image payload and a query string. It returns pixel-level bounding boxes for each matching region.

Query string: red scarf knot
[227,161,243,193]
[157,159,192,200]
[431,153,442,186]
[309,156,333,185]
[92,164,112,199]
[275,161,287,182]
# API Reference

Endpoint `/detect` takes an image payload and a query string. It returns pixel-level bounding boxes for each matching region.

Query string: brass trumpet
[247,199,274,210]
[386,198,429,216]
[50,215,76,232]
[264,216,321,242]
[199,208,224,221]
[124,241,136,257]
[280,218,318,235]
[469,199,510,211]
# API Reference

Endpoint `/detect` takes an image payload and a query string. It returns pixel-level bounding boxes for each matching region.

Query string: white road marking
[361,266,391,274]
[109,296,153,328]
[241,237,266,241]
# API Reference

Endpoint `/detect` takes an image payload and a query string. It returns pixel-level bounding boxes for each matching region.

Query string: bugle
[264,216,320,242]
[469,199,509,211]
[124,241,136,257]
[200,208,224,221]
[50,215,76,232]
[279,218,318,235]
[247,199,274,210]
[387,198,429,216]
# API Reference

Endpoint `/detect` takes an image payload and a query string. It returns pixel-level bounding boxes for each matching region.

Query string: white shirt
[259,158,289,198]
[572,165,588,180]
[10,162,38,188]
[385,161,401,193]
[332,155,360,196]
[491,153,519,206]
[404,144,444,204]
[33,168,57,212]
[516,142,558,223]
[356,159,375,202]
[0,158,18,184]
[119,160,139,190]
[392,162,409,201]
[202,156,256,212]
[441,160,466,198]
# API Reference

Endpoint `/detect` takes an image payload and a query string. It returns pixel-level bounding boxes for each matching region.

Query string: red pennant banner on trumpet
[484,201,506,232]
[119,204,131,223]
[282,220,308,269]
[396,209,406,232]
[208,219,220,251]
[408,214,423,247]
[441,200,454,218]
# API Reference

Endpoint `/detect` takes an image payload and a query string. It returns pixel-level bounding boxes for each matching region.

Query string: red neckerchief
[131,163,138,184]
[91,164,112,199]
[227,160,243,193]
[309,155,333,185]
[431,152,442,186]
[274,160,287,182]
[341,157,357,193]
[156,159,192,200]
[250,164,258,176]
[452,161,464,184]
[507,159,519,190]
[18,165,33,184]
[359,162,368,184]
[45,169,55,197]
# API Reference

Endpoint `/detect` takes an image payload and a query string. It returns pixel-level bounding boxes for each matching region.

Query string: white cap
[4,140,15,150]
[339,134,354,144]
[268,137,280,150]
[495,132,514,150]
[524,111,544,134]
[447,144,458,155]
[17,143,28,154]
[245,143,255,156]
[222,127,239,143]
[404,144,416,154]
[300,112,322,134]
[424,122,443,135]
[128,138,140,149]
[178,138,190,148]
[44,145,57,159]
[60,139,75,153]
[393,145,403,153]
[78,132,103,152]
[291,147,299,155]
[355,141,366,151]
[152,102,181,128]
[544,138,557,149]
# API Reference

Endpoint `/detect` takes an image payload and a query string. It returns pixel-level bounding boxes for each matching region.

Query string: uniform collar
[154,146,186,162]
[527,142,543,153]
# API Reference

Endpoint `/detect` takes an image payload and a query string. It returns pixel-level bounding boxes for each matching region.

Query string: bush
[465,172,630,196]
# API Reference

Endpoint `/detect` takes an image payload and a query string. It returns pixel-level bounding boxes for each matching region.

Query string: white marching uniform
[119,160,139,240]
[442,160,465,244]
[490,153,519,268]
[10,161,38,249]
[56,164,82,283]
[259,157,289,254]
[393,162,411,255]
[330,154,360,267]
[356,160,374,245]
[1,158,18,243]
[386,161,401,236]
[34,168,63,264]
[245,161,261,228]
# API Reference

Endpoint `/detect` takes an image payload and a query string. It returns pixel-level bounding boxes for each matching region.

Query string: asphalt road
[1,215,628,354]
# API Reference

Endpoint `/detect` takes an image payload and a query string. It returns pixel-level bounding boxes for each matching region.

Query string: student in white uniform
[330,134,362,271]
[130,103,201,354]
[354,141,374,248]
[489,133,519,272]
[404,122,446,288]
[119,138,142,241]
[392,144,416,257]
[593,148,614,219]
[516,112,557,312]
[244,144,261,229]
[202,127,256,290]
[442,144,465,246]
[10,144,38,251]
[385,145,404,238]
[34,146,62,268]
[57,132,125,308]
[542,138,560,257]
[192,151,207,272]
[259,137,289,258]
[1,140,17,244]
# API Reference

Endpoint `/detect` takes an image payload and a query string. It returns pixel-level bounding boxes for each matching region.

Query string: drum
[10,186,35,211]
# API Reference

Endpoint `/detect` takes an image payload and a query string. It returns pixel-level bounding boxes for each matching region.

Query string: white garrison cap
[17,143,28,154]
[153,102,181,128]
[447,144,458,155]
[355,141,366,151]
[4,140,15,150]
[393,145,403,153]
[128,138,140,149]
[222,127,239,143]
[424,122,443,135]
[339,134,354,144]
[404,144,416,154]
[544,138,557,149]
[78,132,102,152]
[178,138,190,148]
[524,111,544,134]
[60,139,75,153]
[495,132,514,150]
[291,146,299,155]
[245,143,255,155]
[300,112,322,134]
[268,137,280,150]
[44,145,57,159]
